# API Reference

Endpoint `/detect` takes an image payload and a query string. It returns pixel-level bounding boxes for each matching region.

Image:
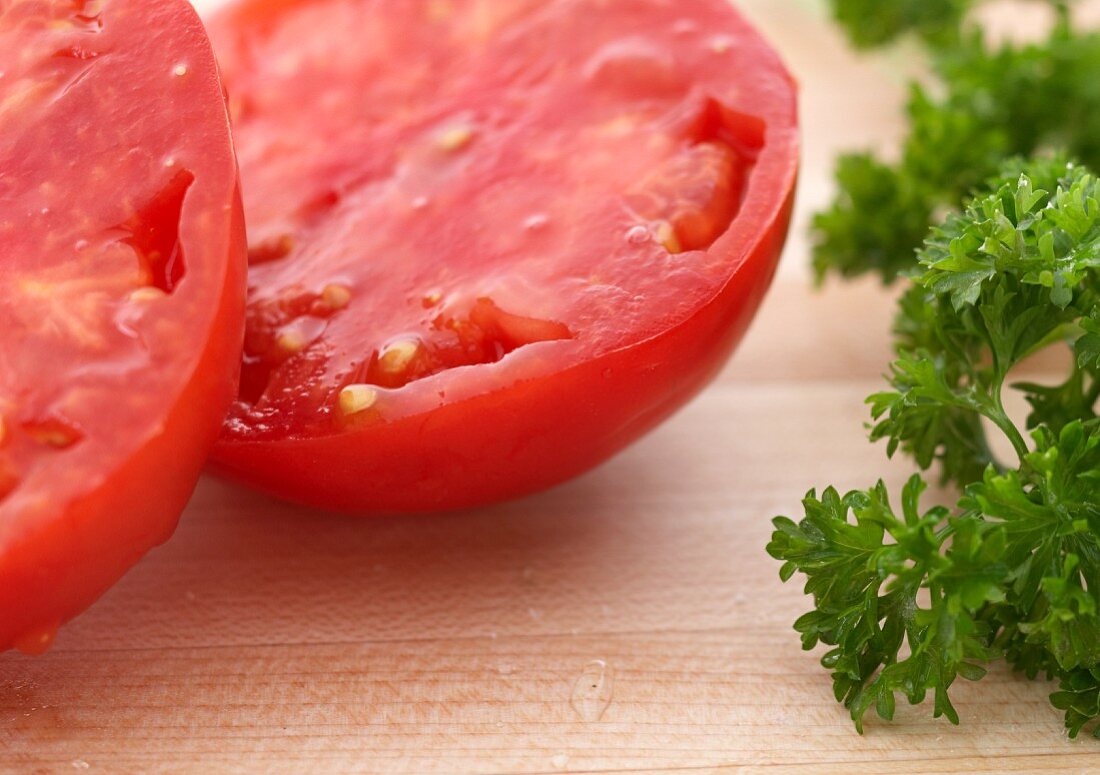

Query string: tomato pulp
[0,0,245,652]
[210,0,798,513]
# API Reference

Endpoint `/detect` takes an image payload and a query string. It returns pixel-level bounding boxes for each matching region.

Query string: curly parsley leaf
[825,0,971,49]
[773,169,1100,737]
[824,0,1076,53]
[768,476,1001,732]
[1052,667,1100,739]
[813,15,1100,283]
[867,166,1099,487]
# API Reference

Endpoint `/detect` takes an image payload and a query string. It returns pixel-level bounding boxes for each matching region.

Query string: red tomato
[0,0,246,652]
[210,0,798,513]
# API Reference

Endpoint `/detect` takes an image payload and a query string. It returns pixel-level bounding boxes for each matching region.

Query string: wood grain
[4,1,1100,773]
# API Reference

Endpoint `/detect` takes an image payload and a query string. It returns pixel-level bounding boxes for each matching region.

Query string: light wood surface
[4,1,1100,773]
[3,279,1096,774]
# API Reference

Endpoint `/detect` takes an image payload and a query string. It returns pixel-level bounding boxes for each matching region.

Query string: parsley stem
[989,376,1030,462]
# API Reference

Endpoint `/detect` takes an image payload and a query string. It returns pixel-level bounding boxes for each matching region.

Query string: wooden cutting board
[4,2,1100,772]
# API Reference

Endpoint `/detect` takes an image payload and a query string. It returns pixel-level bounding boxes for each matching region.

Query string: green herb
[772,0,1100,739]
[827,0,970,49]
[770,164,1100,738]
[814,4,1100,283]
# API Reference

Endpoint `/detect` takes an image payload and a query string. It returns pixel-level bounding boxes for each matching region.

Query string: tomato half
[0,0,245,652]
[210,0,798,513]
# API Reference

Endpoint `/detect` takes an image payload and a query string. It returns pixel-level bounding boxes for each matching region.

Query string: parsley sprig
[769,165,1100,738]
[827,0,971,50]
[825,0,1078,50]
[815,1,1100,282]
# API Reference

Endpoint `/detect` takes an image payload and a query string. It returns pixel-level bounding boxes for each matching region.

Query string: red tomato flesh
[210,0,798,512]
[0,0,245,652]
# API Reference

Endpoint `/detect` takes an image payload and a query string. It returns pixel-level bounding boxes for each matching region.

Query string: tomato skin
[210,0,799,513]
[0,0,247,652]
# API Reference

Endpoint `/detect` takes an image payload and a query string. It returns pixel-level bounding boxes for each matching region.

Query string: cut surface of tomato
[210,0,798,512]
[0,0,245,652]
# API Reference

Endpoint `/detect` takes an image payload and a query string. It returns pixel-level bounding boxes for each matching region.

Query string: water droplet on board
[551,754,570,770]
[570,659,613,722]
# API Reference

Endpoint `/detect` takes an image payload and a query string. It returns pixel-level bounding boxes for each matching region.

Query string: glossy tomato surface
[210,0,798,513]
[0,0,246,652]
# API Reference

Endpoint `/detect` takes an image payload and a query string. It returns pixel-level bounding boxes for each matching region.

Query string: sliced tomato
[0,0,246,652]
[210,0,798,513]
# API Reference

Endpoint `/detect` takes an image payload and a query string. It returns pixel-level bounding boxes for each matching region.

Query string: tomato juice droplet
[524,213,550,231]
[626,225,651,244]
